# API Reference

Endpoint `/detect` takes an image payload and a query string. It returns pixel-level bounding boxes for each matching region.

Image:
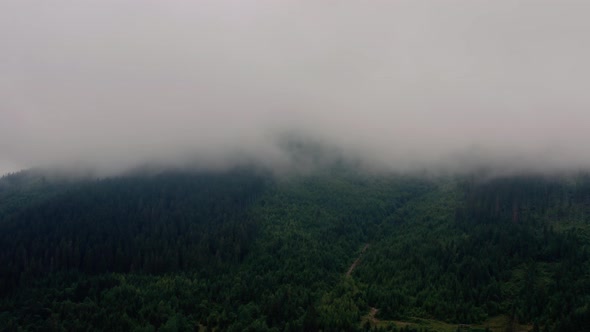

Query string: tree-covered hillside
[0,169,589,331]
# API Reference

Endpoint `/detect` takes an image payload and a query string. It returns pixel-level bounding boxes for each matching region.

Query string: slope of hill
[0,169,589,331]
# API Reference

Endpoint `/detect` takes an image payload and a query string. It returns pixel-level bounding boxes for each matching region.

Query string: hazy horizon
[2,1,590,177]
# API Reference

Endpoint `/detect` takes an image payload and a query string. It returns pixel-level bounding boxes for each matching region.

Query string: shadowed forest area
[1,169,590,331]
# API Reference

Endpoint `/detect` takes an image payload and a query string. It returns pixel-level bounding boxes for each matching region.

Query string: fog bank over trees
[2,1,590,176]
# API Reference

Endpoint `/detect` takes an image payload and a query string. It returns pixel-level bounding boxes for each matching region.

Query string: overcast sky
[2,1,590,176]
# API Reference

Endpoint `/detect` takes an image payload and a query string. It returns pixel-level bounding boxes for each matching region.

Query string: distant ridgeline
[0,168,589,331]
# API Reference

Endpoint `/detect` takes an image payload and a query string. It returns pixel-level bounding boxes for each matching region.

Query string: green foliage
[1,170,590,331]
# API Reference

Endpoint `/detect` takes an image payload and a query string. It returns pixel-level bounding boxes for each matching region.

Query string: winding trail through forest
[346,243,370,277]
[367,307,379,324]
[346,244,382,328]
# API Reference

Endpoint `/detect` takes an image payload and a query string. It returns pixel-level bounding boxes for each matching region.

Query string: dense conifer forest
[1,168,589,331]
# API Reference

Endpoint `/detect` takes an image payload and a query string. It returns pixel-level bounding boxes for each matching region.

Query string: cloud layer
[2,1,590,176]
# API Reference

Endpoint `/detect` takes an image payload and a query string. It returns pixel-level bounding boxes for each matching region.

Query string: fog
[2,1,590,176]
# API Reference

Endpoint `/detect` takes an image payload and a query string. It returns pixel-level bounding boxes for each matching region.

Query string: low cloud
[2,1,590,176]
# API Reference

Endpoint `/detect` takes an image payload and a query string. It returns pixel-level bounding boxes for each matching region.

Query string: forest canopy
[1,169,589,331]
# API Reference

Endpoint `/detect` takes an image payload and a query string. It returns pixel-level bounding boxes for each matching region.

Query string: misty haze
[2,0,590,176]
[1,1,590,331]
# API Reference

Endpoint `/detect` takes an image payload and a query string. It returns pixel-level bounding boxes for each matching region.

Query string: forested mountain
[0,168,589,331]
